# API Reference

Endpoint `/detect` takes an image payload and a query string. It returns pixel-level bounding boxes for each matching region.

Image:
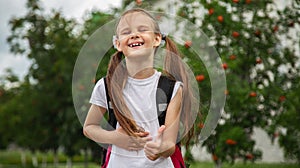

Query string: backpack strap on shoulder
[156,75,176,126]
[156,75,185,167]
[104,75,175,129]
[103,77,117,130]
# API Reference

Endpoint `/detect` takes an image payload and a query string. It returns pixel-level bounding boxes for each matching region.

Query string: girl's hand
[144,125,166,161]
[113,126,152,151]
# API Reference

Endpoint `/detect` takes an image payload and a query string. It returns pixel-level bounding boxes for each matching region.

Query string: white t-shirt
[89,70,181,168]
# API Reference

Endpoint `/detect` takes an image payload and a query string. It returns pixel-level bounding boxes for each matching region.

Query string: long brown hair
[106,8,196,145]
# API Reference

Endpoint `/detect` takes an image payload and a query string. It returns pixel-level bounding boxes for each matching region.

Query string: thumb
[155,125,166,143]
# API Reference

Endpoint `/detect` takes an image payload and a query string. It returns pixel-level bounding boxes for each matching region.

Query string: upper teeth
[129,43,143,47]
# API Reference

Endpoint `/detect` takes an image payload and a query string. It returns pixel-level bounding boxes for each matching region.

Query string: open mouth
[128,42,144,48]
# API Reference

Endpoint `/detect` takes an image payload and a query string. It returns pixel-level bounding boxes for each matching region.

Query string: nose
[130,32,140,39]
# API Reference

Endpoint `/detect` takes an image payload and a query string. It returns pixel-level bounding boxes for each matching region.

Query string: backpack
[101,75,186,168]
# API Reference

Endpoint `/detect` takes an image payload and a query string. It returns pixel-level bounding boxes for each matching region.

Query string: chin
[125,48,153,59]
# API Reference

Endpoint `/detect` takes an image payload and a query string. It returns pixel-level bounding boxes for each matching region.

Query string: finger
[134,141,147,148]
[132,136,152,147]
[144,147,156,156]
[135,131,150,137]
[146,154,155,161]
[158,125,166,133]
[139,136,152,143]
[144,142,160,155]
[130,140,145,150]
[145,154,152,160]
[145,153,159,161]
[155,125,166,144]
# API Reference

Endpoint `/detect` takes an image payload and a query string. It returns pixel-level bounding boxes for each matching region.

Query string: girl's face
[115,12,161,59]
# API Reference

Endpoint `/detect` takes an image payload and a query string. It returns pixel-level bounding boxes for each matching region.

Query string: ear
[115,39,122,52]
[153,33,162,47]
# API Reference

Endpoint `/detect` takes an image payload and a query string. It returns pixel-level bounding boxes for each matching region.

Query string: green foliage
[272,76,300,162]
[3,0,114,161]
[177,0,300,165]
[0,70,21,149]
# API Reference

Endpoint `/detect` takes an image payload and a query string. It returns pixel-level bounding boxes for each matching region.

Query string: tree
[176,0,300,166]
[7,0,88,166]
[274,73,300,163]
[263,1,300,164]
[0,69,21,150]
[6,0,120,166]
[73,10,116,164]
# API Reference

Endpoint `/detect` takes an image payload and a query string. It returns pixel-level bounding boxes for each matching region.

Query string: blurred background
[0,0,299,168]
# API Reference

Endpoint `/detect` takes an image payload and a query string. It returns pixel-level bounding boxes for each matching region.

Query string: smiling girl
[83,8,195,168]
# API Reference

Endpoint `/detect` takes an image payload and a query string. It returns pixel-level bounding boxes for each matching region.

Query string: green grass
[0,150,88,164]
[1,150,298,168]
[190,162,298,168]
[1,162,297,168]
[0,164,100,168]
[0,149,97,168]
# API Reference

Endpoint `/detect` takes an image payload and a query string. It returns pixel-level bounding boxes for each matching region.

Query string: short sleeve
[89,78,107,109]
[171,81,183,100]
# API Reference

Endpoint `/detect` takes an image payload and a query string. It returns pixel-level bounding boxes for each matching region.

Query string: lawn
[0,150,89,167]
[0,150,298,168]
[190,162,298,168]
[1,162,297,168]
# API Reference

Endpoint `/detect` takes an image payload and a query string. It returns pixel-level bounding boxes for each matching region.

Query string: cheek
[118,40,128,48]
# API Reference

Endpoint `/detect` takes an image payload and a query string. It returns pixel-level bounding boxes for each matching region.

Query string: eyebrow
[138,25,151,29]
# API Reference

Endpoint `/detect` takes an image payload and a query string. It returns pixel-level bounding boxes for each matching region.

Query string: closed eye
[121,31,131,35]
[138,26,150,32]
[119,28,131,35]
[139,28,148,32]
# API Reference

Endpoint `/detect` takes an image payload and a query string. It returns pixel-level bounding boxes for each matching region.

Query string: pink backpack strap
[170,145,186,168]
[101,146,112,168]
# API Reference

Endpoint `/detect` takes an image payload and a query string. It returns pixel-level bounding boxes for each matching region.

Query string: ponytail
[164,36,195,148]
[106,51,141,136]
